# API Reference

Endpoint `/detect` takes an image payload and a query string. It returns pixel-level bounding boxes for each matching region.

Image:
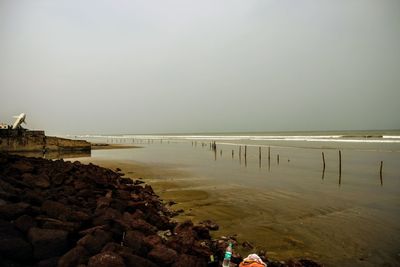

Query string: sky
[0,0,399,135]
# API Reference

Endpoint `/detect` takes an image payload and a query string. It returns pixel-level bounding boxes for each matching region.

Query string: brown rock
[124,230,148,256]
[147,244,178,266]
[77,229,113,255]
[143,234,162,249]
[130,218,157,234]
[41,200,72,221]
[87,251,125,267]
[11,160,34,173]
[22,173,50,189]
[28,227,68,260]
[58,245,89,267]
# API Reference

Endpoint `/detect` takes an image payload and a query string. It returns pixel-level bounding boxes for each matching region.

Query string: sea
[68,130,400,267]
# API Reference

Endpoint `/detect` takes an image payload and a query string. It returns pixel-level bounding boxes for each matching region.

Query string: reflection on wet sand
[10,150,91,160]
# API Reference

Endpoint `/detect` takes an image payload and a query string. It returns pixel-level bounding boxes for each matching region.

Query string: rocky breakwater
[0,153,321,267]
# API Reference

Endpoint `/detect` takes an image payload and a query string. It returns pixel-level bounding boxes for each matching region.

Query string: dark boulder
[77,229,113,255]
[27,227,68,260]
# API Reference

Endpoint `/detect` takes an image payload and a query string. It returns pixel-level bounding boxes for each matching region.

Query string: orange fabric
[239,261,265,267]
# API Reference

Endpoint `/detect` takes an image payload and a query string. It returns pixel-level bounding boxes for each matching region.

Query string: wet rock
[193,224,211,239]
[58,245,89,267]
[87,251,125,267]
[27,227,68,260]
[147,244,178,266]
[199,219,219,231]
[241,241,254,250]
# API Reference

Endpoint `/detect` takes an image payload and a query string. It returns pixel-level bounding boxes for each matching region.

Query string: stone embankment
[0,129,90,152]
[0,153,321,267]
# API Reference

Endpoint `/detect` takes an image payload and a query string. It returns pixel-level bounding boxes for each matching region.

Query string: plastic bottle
[222,242,233,267]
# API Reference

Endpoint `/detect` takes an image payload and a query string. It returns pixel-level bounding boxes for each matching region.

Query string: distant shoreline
[91,143,141,150]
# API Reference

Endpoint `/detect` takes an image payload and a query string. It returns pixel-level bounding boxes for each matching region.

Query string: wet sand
[73,142,400,267]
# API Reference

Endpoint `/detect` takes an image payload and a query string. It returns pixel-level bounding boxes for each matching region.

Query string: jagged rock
[27,227,68,260]
[147,244,178,266]
[87,251,125,267]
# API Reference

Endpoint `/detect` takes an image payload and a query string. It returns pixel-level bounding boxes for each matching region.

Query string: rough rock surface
[0,152,322,267]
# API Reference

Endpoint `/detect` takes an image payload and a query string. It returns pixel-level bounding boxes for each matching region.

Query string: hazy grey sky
[1,0,399,135]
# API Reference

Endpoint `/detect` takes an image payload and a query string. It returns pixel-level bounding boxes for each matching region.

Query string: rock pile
[0,153,321,267]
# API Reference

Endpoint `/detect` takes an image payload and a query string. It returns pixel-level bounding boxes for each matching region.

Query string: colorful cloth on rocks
[239,254,267,267]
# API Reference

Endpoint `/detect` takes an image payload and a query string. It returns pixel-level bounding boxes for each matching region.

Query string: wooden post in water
[268,147,271,171]
[220,149,222,156]
[380,161,383,186]
[244,146,247,166]
[339,150,342,185]
[277,154,280,165]
[239,146,242,160]
[259,147,262,168]
[321,152,326,180]
[232,150,234,158]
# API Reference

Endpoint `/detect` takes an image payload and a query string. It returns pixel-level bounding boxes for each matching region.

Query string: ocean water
[72,130,400,266]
